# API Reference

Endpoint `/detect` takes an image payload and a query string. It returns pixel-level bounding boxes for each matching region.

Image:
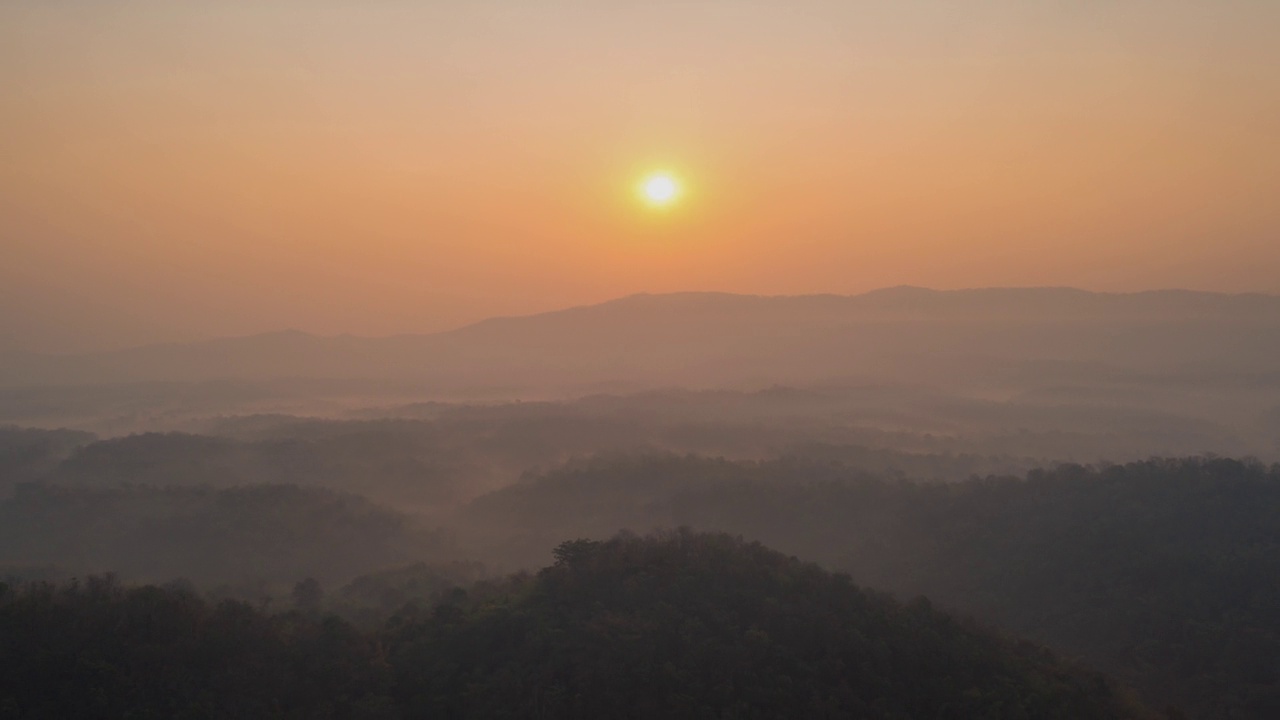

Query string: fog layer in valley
[3,287,1279,718]
[4,288,1279,459]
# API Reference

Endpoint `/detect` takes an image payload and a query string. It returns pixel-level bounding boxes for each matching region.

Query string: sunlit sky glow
[2,1,1278,351]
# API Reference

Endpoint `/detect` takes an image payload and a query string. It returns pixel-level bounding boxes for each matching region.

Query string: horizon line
[7,284,1279,358]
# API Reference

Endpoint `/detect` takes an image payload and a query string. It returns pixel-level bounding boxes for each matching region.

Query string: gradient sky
[3,1,1278,351]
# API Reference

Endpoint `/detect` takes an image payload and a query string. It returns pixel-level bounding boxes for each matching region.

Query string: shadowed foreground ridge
[388,531,1150,720]
[0,532,1152,719]
[462,456,1280,718]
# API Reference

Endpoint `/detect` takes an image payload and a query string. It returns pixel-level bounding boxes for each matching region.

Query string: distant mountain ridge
[3,287,1279,390]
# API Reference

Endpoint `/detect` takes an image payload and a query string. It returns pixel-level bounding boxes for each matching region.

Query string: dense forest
[0,426,94,494]
[0,483,450,587]
[1,415,1045,510]
[2,418,1277,718]
[0,533,1154,719]
[463,456,1280,718]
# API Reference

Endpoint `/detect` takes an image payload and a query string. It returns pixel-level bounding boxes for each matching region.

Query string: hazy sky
[3,1,1278,351]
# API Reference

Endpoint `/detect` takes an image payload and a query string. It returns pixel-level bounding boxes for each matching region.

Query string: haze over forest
[4,286,1280,717]
[3,2,1278,719]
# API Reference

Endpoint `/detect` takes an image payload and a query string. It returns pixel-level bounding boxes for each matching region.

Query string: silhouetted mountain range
[3,287,1279,390]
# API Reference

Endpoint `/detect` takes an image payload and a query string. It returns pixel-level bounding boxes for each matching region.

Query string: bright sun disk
[642,174,680,206]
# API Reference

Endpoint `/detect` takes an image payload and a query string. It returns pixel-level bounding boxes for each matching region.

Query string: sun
[639,173,681,207]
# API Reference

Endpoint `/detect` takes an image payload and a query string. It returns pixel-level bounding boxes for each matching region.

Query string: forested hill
[0,483,449,586]
[462,456,1280,719]
[0,532,1154,720]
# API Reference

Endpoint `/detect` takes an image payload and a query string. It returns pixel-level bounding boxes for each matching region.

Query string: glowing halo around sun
[638,172,682,208]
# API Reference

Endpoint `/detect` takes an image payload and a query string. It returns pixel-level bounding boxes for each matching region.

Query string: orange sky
[2,1,1278,351]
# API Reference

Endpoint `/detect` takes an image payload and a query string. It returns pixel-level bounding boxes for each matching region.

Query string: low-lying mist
[3,288,1279,718]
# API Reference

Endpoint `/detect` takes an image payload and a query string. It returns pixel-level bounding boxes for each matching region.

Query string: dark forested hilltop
[462,456,1280,719]
[392,531,1154,719]
[0,532,1154,720]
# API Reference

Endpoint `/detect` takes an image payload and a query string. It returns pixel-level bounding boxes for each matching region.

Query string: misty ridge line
[4,284,1280,394]
[9,284,1280,358]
